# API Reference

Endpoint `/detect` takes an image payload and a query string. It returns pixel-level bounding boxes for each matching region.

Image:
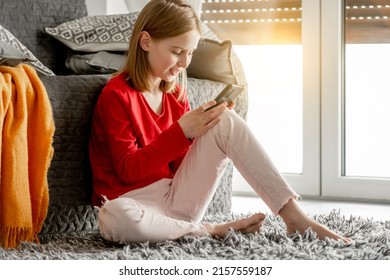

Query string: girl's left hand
[227,101,235,110]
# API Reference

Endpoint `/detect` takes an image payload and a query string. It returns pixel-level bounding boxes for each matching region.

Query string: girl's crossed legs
[98,110,349,243]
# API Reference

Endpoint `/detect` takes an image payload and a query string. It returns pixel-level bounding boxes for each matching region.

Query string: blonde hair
[120,0,202,100]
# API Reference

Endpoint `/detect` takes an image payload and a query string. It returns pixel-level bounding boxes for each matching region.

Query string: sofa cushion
[41,74,110,205]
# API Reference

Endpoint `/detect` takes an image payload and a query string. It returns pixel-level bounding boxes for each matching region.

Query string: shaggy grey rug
[1,210,389,260]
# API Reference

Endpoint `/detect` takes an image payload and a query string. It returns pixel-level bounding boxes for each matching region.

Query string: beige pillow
[187,38,247,86]
[187,38,248,120]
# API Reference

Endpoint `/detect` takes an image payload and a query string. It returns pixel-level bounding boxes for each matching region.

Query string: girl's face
[140,29,200,86]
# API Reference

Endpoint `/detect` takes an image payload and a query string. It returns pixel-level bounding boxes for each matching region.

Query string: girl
[89,0,350,244]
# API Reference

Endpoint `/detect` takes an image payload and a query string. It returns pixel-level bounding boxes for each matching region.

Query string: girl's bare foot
[203,213,265,237]
[279,199,351,243]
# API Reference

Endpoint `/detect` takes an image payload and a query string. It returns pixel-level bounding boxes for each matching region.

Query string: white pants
[98,110,298,244]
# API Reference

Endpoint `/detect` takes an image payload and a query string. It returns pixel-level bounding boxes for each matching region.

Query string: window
[322,0,390,200]
[202,0,304,174]
[203,0,390,202]
[344,0,390,178]
[202,0,321,196]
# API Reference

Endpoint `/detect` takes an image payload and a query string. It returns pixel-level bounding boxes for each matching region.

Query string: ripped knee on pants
[98,197,145,243]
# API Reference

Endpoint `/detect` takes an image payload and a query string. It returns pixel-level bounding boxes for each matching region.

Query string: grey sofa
[0,0,248,238]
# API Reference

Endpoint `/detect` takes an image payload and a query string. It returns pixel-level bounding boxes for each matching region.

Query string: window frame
[321,0,390,202]
[233,0,322,197]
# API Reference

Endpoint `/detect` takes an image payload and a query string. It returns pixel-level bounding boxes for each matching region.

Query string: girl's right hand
[178,100,227,139]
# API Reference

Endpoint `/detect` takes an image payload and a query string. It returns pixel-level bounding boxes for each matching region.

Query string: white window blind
[345,0,390,43]
[201,0,302,44]
[201,0,390,44]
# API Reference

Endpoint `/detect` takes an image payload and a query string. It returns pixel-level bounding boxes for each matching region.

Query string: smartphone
[205,84,245,111]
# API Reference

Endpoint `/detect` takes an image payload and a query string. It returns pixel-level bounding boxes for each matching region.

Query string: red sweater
[89,74,192,206]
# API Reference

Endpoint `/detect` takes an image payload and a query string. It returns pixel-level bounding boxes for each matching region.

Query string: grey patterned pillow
[0,40,35,67]
[65,51,126,74]
[0,24,55,76]
[45,13,139,52]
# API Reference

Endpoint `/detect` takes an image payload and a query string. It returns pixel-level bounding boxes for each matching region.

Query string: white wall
[125,0,149,12]
[86,0,129,15]
[85,0,106,15]
[86,0,202,16]
[124,0,202,14]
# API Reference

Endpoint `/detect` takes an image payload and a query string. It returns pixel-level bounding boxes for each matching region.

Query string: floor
[231,194,390,221]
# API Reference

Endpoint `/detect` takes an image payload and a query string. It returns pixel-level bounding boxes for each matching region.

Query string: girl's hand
[227,101,235,110]
[178,100,227,139]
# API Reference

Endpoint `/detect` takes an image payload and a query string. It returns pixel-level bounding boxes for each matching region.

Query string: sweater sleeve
[169,96,192,173]
[96,87,191,185]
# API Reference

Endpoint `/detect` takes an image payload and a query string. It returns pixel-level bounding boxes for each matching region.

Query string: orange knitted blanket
[0,64,54,249]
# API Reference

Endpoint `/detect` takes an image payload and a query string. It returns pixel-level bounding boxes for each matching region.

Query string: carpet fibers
[1,210,389,260]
